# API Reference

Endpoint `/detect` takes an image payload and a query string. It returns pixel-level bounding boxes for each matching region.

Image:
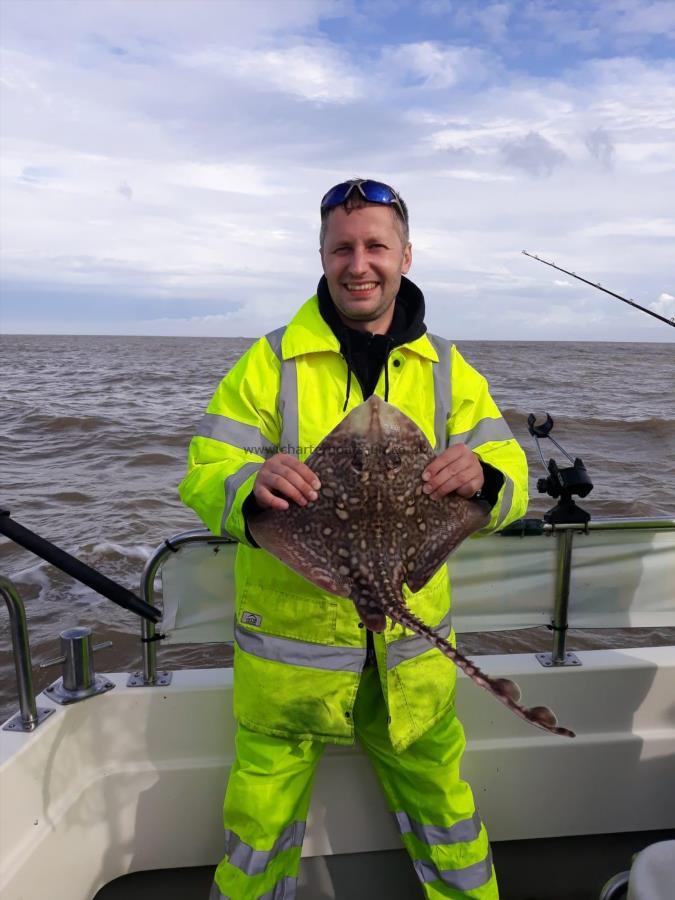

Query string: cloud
[19,165,62,183]
[613,0,675,37]
[651,292,675,320]
[471,3,512,43]
[180,42,364,103]
[381,42,491,89]
[585,127,615,168]
[501,131,568,177]
[579,219,675,239]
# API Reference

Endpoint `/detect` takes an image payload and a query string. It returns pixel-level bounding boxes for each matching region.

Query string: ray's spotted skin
[249,396,575,739]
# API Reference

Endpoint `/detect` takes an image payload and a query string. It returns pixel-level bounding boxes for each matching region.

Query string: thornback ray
[249,395,575,739]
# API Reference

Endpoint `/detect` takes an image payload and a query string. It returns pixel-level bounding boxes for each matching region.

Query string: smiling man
[179,178,529,899]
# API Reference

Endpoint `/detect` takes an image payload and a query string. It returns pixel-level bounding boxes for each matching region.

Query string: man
[179,179,528,899]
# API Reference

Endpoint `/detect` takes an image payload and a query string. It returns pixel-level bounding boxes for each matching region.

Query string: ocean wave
[50,491,94,503]
[502,409,674,435]
[89,541,154,563]
[16,413,121,433]
[124,453,178,467]
[4,558,54,605]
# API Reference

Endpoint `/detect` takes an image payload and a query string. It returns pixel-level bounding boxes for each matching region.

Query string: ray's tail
[387,604,575,738]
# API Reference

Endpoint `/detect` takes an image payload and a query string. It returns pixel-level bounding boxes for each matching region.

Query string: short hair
[319,178,410,249]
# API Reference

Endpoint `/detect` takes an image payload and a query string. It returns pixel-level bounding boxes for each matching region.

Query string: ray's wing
[247,499,351,596]
[402,493,490,593]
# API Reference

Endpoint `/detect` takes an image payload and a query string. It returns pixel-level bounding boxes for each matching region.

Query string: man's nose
[348,247,368,275]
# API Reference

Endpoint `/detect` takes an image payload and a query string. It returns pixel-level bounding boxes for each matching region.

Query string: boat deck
[95,829,675,900]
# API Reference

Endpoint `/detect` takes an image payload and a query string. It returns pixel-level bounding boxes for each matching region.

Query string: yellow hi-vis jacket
[179,295,528,752]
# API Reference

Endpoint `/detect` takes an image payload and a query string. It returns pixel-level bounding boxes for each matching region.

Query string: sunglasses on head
[320,179,407,223]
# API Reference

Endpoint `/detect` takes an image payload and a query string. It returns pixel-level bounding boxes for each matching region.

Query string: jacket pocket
[401,565,451,630]
[238,584,338,644]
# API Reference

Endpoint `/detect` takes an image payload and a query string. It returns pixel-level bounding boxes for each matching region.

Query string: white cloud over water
[1,0,674,342]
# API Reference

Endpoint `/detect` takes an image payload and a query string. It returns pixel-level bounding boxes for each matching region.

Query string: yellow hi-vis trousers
[210,665,498,899]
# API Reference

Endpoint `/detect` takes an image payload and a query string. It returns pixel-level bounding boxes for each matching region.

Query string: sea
[1,335,674,723]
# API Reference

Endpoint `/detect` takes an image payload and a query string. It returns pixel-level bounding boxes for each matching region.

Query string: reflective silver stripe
[279,358,299,452]
[396,810,482,846]
[224,820,305,876]
[209,882,225,900]
[221,462,262,535]
[197,413,276,456]
[265,326,286,362]
[210,876,297,900]
[236,625,366,672]
[495,474,515,529]
[265,326,299,453]
[386,609,452,670]
[449,416,514,450]
[260,877,297,900]
[427,333,452,451]
[414,848,493,890]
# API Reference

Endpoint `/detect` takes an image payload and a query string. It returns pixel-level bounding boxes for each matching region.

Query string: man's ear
[402,243,413,274]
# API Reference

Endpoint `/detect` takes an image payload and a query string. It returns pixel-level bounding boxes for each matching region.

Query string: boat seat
[600,840,675,900]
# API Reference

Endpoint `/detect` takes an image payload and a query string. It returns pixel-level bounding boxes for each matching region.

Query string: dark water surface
[1,335,673,722]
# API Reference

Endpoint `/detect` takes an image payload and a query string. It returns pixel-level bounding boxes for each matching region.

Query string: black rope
[141,632,166,644]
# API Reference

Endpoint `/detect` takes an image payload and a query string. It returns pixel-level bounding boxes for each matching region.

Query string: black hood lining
[317,275,427,405]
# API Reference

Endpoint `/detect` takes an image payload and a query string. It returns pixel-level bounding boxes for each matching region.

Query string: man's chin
[336,296,389,323]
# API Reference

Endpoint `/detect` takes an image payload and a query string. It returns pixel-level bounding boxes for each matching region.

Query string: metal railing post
[1,576,55,732]
[141,617,161,685]
[128,540,182,688]
[552,529,574,664]
[535,527,583,669]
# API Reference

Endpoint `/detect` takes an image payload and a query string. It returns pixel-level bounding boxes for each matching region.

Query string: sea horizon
[2,332,674,344]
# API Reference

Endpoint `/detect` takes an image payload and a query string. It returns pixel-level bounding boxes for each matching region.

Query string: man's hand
[422,445,484,500]
[253,453,321,510]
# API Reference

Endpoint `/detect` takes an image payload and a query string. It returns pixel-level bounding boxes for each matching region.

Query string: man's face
[320,205,412,333]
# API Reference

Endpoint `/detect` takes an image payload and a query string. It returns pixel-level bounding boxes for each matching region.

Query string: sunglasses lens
[320,183,352,209]
[359,180,397,204]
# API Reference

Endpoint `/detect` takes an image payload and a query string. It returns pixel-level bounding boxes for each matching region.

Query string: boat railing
[0,576,55,732]
[503,516,675,667]
[2,517,674,721]
[136,516,675,686]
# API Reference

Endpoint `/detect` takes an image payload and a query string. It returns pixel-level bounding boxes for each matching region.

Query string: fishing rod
[522,250,675,328]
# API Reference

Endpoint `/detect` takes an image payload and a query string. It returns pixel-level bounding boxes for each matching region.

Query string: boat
[1,506,674,899]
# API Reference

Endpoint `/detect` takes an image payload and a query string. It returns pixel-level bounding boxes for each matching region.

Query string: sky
[1,0,674,341]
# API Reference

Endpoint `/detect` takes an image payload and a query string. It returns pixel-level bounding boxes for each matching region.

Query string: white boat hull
[2,647,674,900]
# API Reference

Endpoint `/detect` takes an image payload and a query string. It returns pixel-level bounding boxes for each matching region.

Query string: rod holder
[43,627,115,705]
